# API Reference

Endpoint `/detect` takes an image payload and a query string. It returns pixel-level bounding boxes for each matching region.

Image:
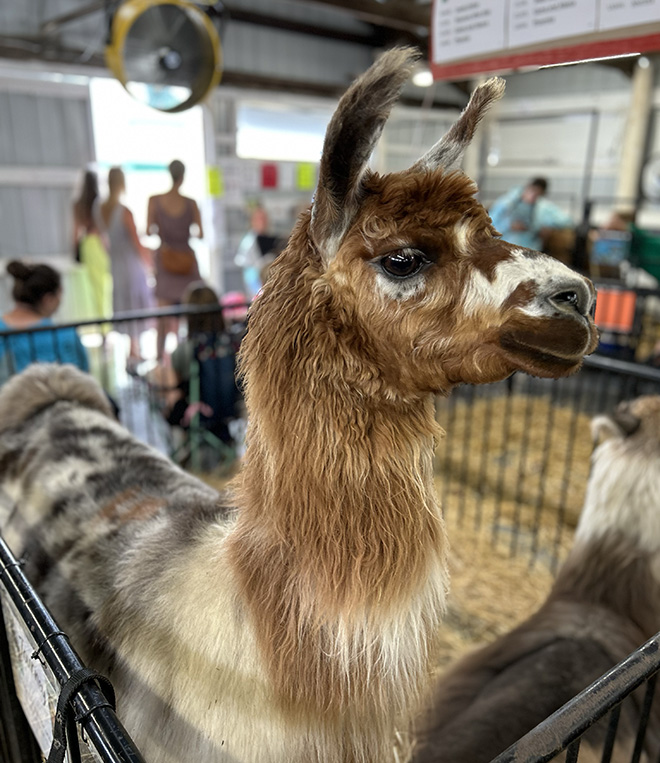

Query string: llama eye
[380,250,426,279]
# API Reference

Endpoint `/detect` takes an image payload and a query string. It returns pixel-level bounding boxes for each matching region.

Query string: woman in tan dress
[147,160,204,360]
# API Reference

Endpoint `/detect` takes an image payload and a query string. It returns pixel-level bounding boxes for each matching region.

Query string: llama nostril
[554,291,579,308]
[548,280,592,317]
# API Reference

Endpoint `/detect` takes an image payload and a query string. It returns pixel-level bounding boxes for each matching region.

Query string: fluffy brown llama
[0,48,597,763]
[413,397,660,763]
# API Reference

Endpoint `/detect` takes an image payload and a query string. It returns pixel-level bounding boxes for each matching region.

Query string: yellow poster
[296,162,316,191]
[207,166,224,198]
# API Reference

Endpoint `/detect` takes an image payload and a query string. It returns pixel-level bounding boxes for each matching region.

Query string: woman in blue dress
[0,261,89,383]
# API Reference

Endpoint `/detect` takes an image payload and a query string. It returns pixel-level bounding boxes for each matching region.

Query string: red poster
[261,163,278,189]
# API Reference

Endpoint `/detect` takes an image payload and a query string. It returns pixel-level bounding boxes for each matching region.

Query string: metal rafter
[285,0,430,37]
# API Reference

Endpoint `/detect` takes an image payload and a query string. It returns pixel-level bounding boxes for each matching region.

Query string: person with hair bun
[147,159,203,359]
[0,261,89,383]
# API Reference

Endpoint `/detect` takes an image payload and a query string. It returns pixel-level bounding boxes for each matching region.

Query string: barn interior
[1,2,660,762]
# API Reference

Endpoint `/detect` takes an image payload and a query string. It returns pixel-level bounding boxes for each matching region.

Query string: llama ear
[410,77,505,173]
[310,47,420,260]
[591,409,640,446]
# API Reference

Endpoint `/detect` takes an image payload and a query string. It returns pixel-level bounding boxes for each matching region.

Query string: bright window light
[88,77,210,274]
[89,76,206,231]
[236,102,332,162]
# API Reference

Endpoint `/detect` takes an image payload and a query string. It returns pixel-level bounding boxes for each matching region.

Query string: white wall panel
[0,74,94,317]
[0,92,92,167]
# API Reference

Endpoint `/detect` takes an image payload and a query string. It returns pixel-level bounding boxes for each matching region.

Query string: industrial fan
[106,0,222,112]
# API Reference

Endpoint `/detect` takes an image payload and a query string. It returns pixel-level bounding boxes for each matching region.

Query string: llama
[0,48,597,763]
[413,396,660,763]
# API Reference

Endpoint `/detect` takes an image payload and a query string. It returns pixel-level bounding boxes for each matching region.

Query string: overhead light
[638,56,651,69]
[412,65,434,88]
[538,52,641,69]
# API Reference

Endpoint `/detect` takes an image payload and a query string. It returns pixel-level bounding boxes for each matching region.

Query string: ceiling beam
[0,35,106,67]
[208,70,460,109]
[0,35,458,108]
[285,0,430,37]
[37,1,428,56]
[40,1,109,33]
[223,6,382,46]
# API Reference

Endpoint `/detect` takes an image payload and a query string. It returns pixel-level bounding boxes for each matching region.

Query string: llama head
[575,396,660,552]
[250,47,598,401]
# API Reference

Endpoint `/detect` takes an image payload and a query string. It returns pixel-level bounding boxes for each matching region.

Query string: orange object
[594,289,636,332]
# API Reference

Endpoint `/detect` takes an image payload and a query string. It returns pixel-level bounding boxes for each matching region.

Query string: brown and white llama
[413,396,660,763]
[0,48,597,763]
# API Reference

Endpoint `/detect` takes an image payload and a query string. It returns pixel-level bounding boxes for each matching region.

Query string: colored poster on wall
[207,166,224,198]
[296,162,316,191]
[261,163,278,189]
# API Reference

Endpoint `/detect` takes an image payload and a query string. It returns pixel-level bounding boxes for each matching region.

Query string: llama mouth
[499,333,591,376]
[500,313,598,368]
[502,341,581,368]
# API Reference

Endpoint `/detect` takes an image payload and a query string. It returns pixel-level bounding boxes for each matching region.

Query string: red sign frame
[431,31,660,81]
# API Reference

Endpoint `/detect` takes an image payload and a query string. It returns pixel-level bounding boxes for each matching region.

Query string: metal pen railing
[0,534,145,762]
[491,632,660,763]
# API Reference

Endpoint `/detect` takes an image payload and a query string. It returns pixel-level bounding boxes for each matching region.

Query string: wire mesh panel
[436,354,660,571]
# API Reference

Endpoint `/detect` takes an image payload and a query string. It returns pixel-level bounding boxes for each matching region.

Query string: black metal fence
[437,353,660,573]
[491,632,660,763]
[0,536,145,762]
[434,280,660,572]
[0,302,247,462]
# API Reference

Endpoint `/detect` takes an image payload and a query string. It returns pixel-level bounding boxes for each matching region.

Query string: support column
[616,58,654,214]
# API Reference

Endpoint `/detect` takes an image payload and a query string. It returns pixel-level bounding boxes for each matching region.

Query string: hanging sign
[431,0,660,80]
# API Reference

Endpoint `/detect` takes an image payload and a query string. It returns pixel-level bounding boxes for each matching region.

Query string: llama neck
[233,386,446,617]
[228,379,447,725]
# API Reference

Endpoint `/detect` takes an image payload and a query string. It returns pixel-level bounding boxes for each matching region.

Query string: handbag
[161,244,196,276]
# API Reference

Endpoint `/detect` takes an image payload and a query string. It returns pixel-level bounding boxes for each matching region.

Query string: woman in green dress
[73,170,112,319]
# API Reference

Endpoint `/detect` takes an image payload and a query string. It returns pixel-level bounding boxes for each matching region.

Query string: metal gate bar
[0,534,145,763]
[490,633,660,763]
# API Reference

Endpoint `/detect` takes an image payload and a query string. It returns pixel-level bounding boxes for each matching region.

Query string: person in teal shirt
[489,178,573,251]
[0,260,89,383]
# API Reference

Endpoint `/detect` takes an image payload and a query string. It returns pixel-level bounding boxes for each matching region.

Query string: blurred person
[234,204,282,299]
[0,261,89,383]
[489,177,572,251]
[220,291,248,351]
[72,169,112,318]
[171,282,225,385]
[147,160,203,360]
[603,209,635,232]
[100,167,154,365]
[160,282,239,446]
